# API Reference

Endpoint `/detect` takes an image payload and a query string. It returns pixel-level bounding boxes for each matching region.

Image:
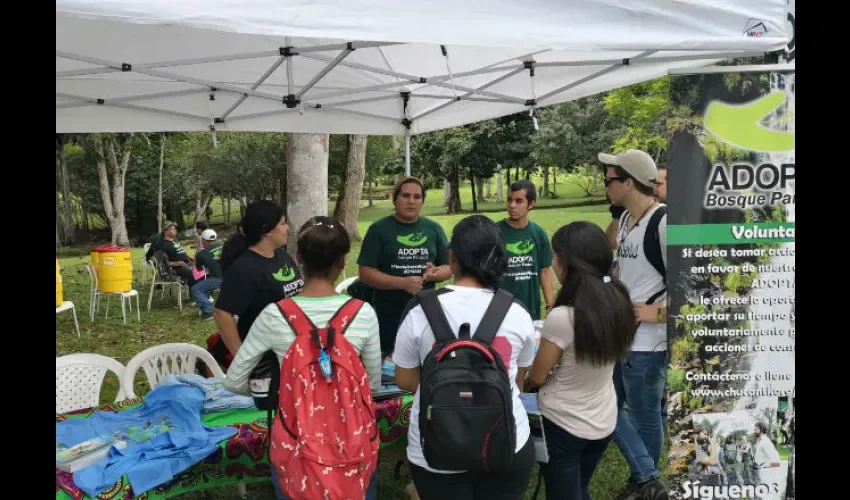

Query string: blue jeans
[541,417,612,500]
[270,463,379,500]
[613,351,668,484]
[190,277,222,314]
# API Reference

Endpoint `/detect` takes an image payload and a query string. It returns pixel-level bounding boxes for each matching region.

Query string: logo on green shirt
[506,239,535,255]
[272,266,296,282]
[397,232,428,247]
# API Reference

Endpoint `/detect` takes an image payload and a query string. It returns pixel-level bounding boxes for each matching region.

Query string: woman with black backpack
[393,215,537,500]
[526,221,637,500]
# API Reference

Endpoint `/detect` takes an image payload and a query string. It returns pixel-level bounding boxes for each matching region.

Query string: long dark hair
[296,216,350,279]
[220,200,285,271]
[449,215,507,290]
[551,221,636,366]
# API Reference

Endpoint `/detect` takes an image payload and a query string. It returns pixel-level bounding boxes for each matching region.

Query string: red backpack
[270,297,379,500]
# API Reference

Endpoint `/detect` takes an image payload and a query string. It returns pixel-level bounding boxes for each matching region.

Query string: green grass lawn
[56,203,648,500]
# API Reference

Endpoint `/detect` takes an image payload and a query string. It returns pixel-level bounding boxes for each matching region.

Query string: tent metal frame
[57,42,764,174]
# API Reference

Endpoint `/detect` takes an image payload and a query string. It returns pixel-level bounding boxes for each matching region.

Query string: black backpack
[416,287,517,472]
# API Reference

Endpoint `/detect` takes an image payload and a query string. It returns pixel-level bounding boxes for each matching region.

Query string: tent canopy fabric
[56,0,792,135]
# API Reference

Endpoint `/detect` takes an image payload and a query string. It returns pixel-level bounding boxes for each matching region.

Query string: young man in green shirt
[191,228,224,320]
[358,176,452,356]
[497,180,554,320]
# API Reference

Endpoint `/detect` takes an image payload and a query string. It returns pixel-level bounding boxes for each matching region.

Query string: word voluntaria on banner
[703,162,795,210]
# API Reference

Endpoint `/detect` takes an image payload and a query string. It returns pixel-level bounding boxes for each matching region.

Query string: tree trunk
[505,166,511,186]
[368,181,374,207]
[447,167,462,214]
[333,135,367,241]
[553,169,558,195]
[443,178,451,207]
[58,140,75,244]
[157,134,165,232]
[224,197,232,226]
[195,192,211,224]
[239,197,247,219]
[286,133,330,257]
[470,172,479,212]
[485,176,491,198]
[476,177,485,202]
[542,166,550,198]
[591,164,599,192]
[279,148,287,211]
[93,134,131,246]
[496,166,504,202]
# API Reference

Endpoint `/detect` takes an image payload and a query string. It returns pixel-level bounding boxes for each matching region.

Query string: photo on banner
[664,66,794,500]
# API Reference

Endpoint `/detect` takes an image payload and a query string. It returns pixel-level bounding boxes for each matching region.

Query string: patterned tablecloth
[56,394,414,500]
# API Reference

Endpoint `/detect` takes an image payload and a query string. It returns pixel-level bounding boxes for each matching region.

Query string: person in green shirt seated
[497,179,554,320]
[357,176,452,357]
[191,229,224,320]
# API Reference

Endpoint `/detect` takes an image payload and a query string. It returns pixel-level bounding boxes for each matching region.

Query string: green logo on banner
[704,91,794,152]
[272,266,296,282]
[506,240,535,255]
[397,233,428,247]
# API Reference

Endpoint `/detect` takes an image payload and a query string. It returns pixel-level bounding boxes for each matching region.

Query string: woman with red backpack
[224,216,382,500]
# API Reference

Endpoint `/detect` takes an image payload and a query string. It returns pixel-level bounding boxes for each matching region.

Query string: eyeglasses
[604,176,628,187]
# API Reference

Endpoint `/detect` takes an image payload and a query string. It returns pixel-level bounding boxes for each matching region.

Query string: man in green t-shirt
[358,176,452,356]
[191,229,224,320]
[497,180,554,320]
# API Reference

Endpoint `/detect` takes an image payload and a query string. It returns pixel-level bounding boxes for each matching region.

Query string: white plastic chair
[87,265,141,324]
[122,343,225,398]
[56,353,126,413]
[56,301,81,337]
[335,276,359,294]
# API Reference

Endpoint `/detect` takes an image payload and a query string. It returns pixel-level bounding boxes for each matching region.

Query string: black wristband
[610,204,626,219]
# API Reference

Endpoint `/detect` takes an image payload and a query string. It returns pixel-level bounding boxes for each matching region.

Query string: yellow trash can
[94,245,133,293]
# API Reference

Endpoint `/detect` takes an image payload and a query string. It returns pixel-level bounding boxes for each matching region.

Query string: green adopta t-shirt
[195,241,224,278]
[498,219,552,320]
[357,215,449,320]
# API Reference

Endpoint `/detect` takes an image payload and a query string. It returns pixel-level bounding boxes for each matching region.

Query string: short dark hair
[605,165,655,196]
[509,179,537,203]
[195,220,209,231]
[392,176,426,202]
[551,221,636,366]
[754,422,769,434]
[220,200,285,271]
[449,215,507,290]
[297,216,350,279]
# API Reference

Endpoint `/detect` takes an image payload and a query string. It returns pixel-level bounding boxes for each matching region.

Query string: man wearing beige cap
[600,149,669,500]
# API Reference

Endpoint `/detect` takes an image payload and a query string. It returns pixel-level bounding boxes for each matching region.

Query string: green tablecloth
[56,394,414,500]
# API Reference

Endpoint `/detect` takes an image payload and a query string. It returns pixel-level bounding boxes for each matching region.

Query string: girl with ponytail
[528,221,636,500]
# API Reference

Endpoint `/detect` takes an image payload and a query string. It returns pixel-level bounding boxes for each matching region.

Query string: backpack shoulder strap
[418,289,455,344]
[327,298,365,337]
[276,298,316,337]
[644,205,667,285]
[474,288,515,345]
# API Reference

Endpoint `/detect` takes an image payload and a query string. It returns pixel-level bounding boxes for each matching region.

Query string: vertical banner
[665,67,794,500]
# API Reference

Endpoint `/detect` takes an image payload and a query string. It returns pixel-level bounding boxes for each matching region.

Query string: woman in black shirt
[213,200,305,357]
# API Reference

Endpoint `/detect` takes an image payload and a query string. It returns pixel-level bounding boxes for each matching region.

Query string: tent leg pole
[404,130,411,176]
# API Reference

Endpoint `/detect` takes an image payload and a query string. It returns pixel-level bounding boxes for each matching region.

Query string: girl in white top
[393,215,537,500]
[528,221,637,500]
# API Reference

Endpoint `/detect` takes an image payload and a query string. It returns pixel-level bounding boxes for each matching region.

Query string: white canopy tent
[57,0,792,139]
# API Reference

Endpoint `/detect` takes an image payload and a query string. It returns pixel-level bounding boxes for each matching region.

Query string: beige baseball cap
[598,149,658,188]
